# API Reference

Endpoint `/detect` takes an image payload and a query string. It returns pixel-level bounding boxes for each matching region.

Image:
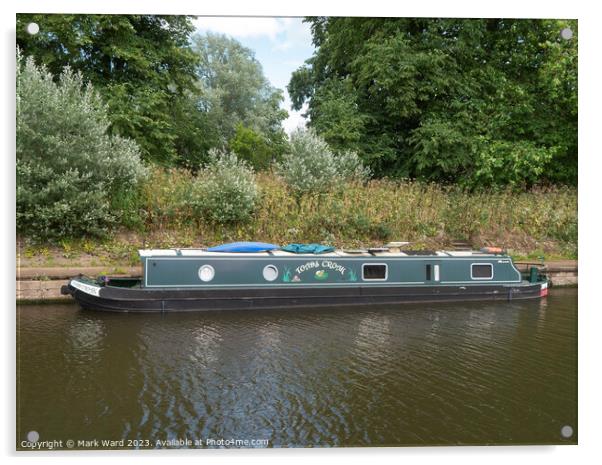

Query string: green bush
[468,140,558,189]
[190,149,259,224]
[16,52,147,240]
[276,128,370,200]
[337,149,372,181]
[229,124,274,170]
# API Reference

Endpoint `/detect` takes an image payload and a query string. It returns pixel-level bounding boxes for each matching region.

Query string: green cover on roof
[280,243,336,254]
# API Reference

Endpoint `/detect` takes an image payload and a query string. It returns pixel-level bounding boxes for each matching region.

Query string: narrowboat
[61,242,549,313]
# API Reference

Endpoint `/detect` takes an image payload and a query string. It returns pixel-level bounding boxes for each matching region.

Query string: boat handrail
[513,261,548,268]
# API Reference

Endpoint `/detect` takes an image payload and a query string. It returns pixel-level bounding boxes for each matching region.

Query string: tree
[289,18,577,186]
[191,32,288,166]
[16,14,200,165]
[17,52,147,240]
[229,124,274,170]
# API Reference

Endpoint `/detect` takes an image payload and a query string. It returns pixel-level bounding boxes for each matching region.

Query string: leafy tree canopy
[229,124,274,171]
[289,18,577,187]
[17,13,199,165]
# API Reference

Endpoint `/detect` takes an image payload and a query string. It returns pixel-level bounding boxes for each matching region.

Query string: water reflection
[352,313,392,377]
[191,324,222,368]
[66,317,106,359]
[17,289,577,447]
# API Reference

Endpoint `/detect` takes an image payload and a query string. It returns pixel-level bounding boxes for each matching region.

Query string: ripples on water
[17,289,577,447]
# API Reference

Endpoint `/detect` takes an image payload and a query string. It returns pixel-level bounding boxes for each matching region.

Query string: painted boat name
[71,280,101,297]
[295,260,347,275]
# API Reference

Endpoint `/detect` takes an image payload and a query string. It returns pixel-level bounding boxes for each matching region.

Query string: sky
[193,16,315,133]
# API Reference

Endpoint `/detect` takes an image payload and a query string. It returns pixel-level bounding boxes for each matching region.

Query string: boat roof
[138,249,505,258]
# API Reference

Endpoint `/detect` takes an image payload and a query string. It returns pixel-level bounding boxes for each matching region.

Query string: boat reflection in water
[17,288,576,448]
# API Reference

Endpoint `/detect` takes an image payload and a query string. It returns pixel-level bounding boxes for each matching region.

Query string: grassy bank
[18,168,577,268]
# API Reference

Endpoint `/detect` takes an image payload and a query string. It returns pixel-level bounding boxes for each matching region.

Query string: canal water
[17,289,577,449]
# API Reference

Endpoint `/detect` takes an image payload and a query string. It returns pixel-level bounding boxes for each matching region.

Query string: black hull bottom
[65,283,545,313]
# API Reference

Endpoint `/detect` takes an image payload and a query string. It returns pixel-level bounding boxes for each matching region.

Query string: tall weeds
[126,167,577,257]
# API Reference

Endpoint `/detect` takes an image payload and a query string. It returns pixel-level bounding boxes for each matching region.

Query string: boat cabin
[138,248,522,288]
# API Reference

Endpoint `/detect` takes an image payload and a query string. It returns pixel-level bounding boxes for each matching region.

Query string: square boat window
[362,264,387,280]
[471,263,493,279]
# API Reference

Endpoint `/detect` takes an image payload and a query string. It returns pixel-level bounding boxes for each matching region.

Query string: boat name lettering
[295,260,346,275]
[71,280,101,297]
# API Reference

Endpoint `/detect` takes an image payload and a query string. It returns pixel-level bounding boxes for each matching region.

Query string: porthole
[198,265,215,282]
[263,264,279,282]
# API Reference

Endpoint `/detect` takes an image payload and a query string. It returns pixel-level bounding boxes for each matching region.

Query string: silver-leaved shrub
[277,128,370,200]
[16,51,147,240]
[191,149,259,224]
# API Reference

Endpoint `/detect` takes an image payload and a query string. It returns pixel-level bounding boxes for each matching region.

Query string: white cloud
[193,16,287,41]
[193,16,312,49]
[282,100,308,135]
[281,18,312,47]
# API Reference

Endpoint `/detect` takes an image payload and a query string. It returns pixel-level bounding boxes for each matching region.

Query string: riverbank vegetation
[16,15,577,262]
[128,168,578,259]
[18,166,577,268]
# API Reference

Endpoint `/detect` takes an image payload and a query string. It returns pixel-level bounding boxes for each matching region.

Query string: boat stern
[540,280,549,297]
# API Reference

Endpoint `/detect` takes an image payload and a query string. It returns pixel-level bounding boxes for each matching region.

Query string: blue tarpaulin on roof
[207,242,280,253]
[280,243,336,254]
